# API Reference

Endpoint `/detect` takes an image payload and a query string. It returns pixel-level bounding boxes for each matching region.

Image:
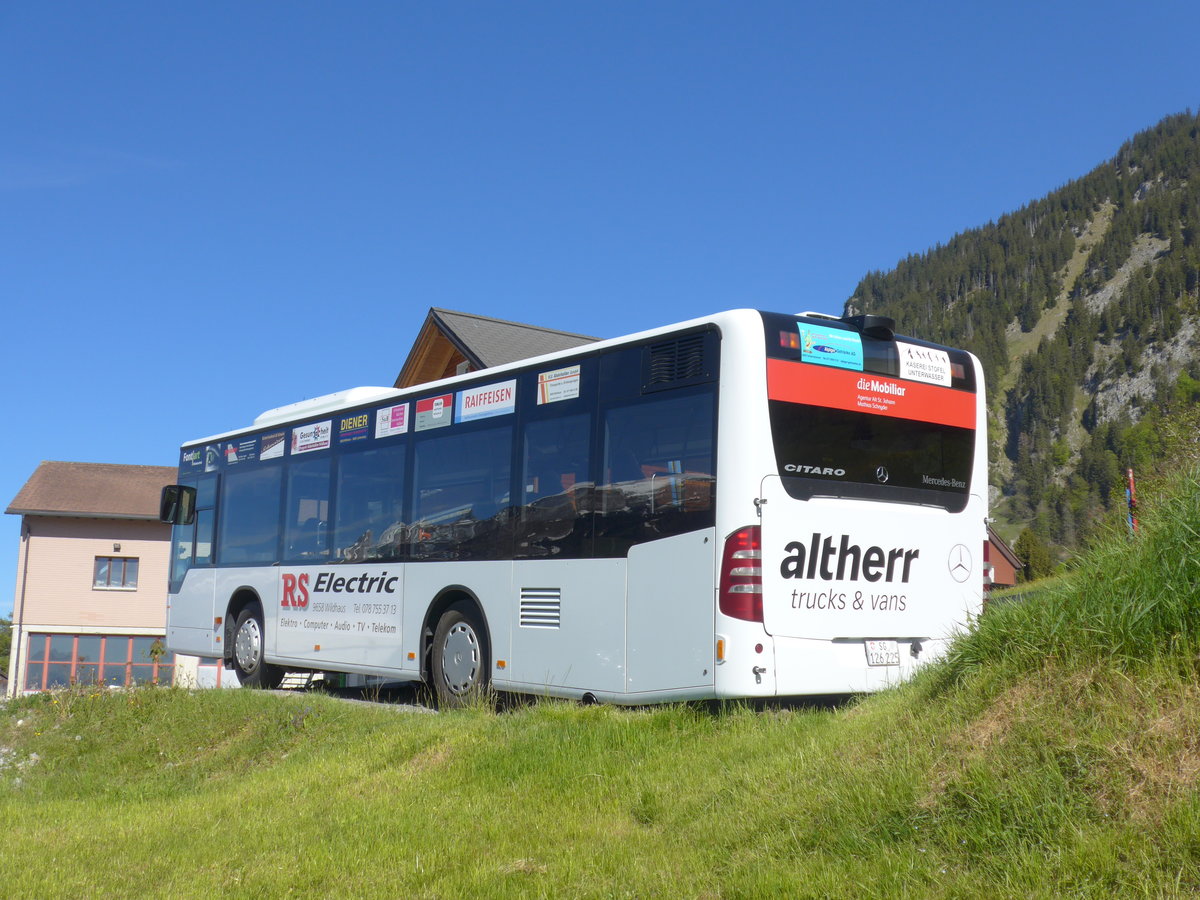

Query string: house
[984,524,1022,590]
[4,461,232,697]
[394,308,597,388]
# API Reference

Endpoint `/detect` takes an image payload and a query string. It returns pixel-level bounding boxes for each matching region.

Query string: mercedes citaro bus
[160,309,986,704]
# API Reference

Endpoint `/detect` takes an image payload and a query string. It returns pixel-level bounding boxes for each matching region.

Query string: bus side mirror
[160,485,197,526]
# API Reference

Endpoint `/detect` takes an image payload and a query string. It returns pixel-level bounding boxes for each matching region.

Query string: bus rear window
[769,400,974,512]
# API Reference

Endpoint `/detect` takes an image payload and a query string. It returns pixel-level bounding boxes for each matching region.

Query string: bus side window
[193,509,215,565]
[194,474,217,565]
[516,413,592,559]
[284,458,331,562]
[217,467,283,565]
[333,444,407,562]
[170,474,216,584]
[411,425,512,561]
[595,388,716,557]
[170,517,196,585]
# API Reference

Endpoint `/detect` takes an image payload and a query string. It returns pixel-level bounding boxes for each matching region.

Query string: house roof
[6,461,177,521]
[394,308,599,388]
[986,524,1022,568]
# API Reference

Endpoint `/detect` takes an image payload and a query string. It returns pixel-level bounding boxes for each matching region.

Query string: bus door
[166,474,222,657]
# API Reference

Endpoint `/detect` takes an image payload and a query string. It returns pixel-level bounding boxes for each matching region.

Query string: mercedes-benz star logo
[875,466,889,484]
[948,544,972,583]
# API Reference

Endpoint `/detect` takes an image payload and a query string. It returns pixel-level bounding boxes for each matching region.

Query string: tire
[232,602,284,689]
[431,601,490,708]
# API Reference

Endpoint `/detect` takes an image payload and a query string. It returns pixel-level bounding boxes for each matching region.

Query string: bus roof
[179,308,961,447]
[252,387,398,429]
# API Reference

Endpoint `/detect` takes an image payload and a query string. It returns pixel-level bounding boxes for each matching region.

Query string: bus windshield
[762,312,976,512]
[768,400,974,511]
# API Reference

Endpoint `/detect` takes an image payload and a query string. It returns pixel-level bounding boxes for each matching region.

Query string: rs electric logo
[281,573,310,608]
[281,571,400,608]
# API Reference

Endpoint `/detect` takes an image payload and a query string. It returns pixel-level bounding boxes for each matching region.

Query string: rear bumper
[775,635,948,694]
[714,634,950,697]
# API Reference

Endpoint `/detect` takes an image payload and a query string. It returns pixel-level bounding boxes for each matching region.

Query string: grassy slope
[3,474,1200,898]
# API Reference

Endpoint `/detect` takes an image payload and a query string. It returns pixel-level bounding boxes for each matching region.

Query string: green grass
[4,471,1200,897]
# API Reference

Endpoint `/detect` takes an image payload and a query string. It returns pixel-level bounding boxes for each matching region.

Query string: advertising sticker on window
[537,365,581,404]
[456,379,516,423]
[767,359,975,430]
[260,431,286,460]
[224,438,258,465]
[338,412,370,444]
[797,324,864,372]
[181,447,204,472]
[896,341,952,385]
[415,394,454,431]
[375,402,409,438]
[291,420,332,454]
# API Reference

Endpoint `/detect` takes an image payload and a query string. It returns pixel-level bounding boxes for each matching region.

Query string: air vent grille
[519,587,562,629]
[647,334,708,386]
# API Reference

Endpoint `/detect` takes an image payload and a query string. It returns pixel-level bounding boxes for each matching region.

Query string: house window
[93,556,139,589]
[23,633,174,690]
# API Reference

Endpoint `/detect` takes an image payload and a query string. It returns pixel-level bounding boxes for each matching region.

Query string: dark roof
[430,308,598,368]
[6,461,177,520]
[394,308,599,388]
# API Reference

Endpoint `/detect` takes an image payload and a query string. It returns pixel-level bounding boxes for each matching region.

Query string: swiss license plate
[865,640,900,667]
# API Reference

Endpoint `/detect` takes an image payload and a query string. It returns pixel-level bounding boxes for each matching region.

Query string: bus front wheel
[431,602,490,707]
[232,602,284,689]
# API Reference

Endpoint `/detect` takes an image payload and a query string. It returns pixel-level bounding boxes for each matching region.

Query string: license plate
[865,640,900,667]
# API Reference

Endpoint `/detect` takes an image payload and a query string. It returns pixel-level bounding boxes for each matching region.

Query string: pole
[1125,467,1138,535]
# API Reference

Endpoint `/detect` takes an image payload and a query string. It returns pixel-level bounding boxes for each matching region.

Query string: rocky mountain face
[844,112,1200,564]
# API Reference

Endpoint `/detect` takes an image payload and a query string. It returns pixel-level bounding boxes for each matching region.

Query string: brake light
[720,525,763,622]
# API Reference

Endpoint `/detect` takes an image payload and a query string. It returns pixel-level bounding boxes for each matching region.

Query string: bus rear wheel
[232,602,284,689]
[431,602,490,708]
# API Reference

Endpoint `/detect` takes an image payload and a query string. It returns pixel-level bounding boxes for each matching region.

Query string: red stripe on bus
[766,359,976,429]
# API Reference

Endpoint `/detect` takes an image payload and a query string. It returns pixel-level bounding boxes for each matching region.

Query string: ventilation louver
[643,331,713,392]
[519,587,562,629]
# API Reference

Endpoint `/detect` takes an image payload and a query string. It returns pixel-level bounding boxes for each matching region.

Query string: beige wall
[15,516,170,628]
[7,514,174,696]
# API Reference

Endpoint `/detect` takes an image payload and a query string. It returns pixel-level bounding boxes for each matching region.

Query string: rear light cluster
[719,525,763,622]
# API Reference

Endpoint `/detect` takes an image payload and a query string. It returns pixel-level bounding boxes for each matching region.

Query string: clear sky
[3,1,1198,615]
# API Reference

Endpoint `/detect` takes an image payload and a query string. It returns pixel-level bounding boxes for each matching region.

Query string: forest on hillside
[845,112,1200,573]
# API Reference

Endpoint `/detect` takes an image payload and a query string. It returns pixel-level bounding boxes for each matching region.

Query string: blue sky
[3,1,1198,615]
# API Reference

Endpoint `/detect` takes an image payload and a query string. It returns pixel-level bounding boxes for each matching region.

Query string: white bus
[160,309,986,704]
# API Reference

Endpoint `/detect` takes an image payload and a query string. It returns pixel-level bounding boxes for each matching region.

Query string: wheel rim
[235,617,262,673]
[440,621,480,694]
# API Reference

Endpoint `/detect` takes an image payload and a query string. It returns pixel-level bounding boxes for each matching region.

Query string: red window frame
[23,633,175,691]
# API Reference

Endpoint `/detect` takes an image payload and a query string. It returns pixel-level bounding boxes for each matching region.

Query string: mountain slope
[845,111,1200,559]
